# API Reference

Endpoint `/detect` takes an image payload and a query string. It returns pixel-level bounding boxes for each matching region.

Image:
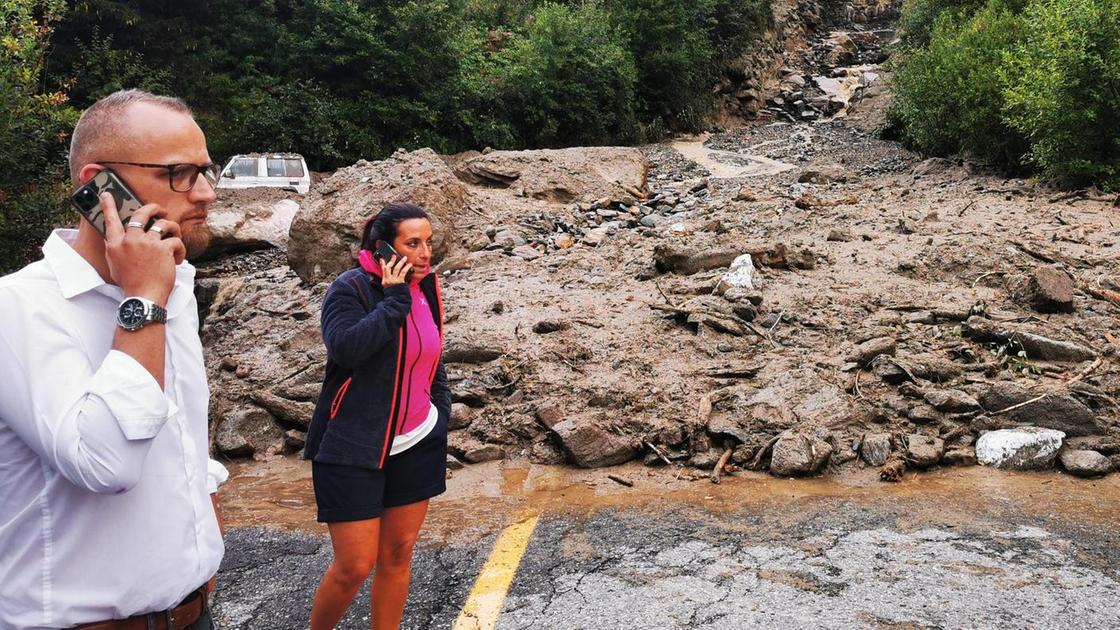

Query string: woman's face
[389,218,434,280]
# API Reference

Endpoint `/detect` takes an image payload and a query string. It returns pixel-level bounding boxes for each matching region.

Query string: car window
[284,159,305,178]
[230,158,256,177]
[266,158,285,178]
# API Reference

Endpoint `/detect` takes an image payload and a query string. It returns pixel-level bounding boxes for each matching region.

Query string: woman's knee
[330,554,377,588]
[378,535,419,569]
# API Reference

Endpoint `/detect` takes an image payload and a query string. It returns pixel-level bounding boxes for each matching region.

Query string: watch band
[117,297,168,331]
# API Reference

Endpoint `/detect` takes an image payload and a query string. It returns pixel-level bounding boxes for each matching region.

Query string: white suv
[217,153,311,194]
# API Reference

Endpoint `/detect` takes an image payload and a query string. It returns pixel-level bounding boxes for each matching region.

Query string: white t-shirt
[390,402,439,455]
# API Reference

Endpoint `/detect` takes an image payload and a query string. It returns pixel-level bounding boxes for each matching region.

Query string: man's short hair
[68,89,194,182]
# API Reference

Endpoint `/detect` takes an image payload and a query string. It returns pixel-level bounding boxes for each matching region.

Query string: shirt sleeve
[0,324,173,494]
[207,458,229,494]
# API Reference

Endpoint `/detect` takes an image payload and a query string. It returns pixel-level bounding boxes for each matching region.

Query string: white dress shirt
[0,230,226,629]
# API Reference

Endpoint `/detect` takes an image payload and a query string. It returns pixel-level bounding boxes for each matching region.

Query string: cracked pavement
[212,462,1120,629]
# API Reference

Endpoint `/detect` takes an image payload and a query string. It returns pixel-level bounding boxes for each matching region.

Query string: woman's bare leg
[310,518,381,630]
[370,500,430,630]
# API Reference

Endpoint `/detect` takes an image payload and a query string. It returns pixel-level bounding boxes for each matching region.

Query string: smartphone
[70,169,144,238]
[374,241,412,281]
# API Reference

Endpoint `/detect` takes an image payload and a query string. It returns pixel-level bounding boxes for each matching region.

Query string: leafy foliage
[891,0,1120,189]
[890,3,1028,165]
[1001,0,1120,188]
[0,0,79,273]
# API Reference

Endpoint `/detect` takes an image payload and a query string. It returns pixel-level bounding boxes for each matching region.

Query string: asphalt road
[212,462,1120,629]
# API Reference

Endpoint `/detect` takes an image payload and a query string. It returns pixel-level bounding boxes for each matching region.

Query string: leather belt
[73,587,206,630]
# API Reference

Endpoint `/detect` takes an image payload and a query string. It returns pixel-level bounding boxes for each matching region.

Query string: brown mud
[220,459,1120,541]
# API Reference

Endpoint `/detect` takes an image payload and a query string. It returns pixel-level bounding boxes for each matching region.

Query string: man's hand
[101,192,185,306]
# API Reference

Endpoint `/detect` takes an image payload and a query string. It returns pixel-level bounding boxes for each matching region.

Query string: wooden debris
[711,444,734,484]
[607,474,634,488]
[879,457,907,482]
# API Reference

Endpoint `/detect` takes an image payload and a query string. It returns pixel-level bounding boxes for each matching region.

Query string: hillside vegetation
[890,0,1120,189]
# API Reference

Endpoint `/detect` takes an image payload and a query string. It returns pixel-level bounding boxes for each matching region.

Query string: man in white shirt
[0,90,227,629]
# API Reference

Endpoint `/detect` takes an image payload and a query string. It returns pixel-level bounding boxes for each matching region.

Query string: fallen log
[961,316,1097,362]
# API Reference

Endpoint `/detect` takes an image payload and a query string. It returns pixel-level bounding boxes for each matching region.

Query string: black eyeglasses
[97,161,220,193]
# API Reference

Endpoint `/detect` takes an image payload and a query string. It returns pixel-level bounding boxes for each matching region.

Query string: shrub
[889,3,1029,166]
[491,2,639,147]
[1001,0,1120,188]
[0,0,79,273]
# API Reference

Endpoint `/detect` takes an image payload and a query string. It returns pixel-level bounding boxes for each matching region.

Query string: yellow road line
[452,514,541,630]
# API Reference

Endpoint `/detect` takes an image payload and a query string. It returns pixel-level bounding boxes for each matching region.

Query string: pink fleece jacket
[370,265,442,435]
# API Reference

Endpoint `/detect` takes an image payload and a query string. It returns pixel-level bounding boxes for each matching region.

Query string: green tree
[1001,0,1120,188]
[0,0,79,273]
[889,2,1028,166]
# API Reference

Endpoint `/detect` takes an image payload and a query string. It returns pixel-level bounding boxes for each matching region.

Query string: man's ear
[76,163,106,186]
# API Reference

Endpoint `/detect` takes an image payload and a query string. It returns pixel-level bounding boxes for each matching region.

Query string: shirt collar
[43,230,106,299]
[42,229,197,316]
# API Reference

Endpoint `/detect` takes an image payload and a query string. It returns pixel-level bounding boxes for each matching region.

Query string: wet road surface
[212,460,1120,629]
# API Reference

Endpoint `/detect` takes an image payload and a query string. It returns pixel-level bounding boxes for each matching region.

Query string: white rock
[976,428,1065,470]
[719,254,756,291]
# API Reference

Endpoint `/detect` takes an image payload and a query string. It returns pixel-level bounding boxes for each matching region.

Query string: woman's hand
[380,255,414,287]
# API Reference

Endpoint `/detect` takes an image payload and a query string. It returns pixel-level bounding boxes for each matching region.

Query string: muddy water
[220,458,1120,541]
[670,133,794,178]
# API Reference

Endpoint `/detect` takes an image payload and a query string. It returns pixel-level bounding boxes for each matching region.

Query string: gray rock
[906,435,945,468]
[860,433,892,466]
[550,418,638,468]
[871,354,908,384]
[1025,266,1075,313]
[512,245,542,260]
[907,405,939,424]
[847,337,896,367]
[249,391,314,431]
[827,228,854,242]
[535,403,566,429]
[943,446,978,466]
[449,403,475,430]
[284,430,307,452]
[288,148,462,284]
[532,319,571,334]
[442,340,503,364]
[962,317,1096,362]
[976,428,1065,470]
[1058,449,1112,477]
[770,432,831,477]
[446,454,465,470]
[978,382,1103,436]
[924,389,980,413]
[464,444,505,464]
[216,415,255,458]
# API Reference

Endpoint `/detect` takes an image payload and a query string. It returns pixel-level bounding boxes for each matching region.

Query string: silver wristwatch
[116,297,168,331]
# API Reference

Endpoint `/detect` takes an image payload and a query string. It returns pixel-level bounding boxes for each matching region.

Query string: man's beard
[182,223,211,260]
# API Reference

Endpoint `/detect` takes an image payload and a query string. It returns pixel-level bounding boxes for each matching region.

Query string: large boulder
[1058,449,1112,477]
[550,416,638,468]
[860,432,892,466]
[204,191,300,258]
[770,431,832,477]
[453,147,648,203]
[976,428,1065,470]
[200,268,327,452]
[288,149,466,284]
[978,382,1104,436]
[906,434,945,468]
[1023,266,1075,313]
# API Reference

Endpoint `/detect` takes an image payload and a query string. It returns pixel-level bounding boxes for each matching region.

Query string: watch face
[119,298,147,328]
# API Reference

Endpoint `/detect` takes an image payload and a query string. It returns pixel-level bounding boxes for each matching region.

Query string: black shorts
[312,426,447,523]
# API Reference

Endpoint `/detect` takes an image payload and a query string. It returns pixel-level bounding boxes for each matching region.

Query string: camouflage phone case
[71,170,144,236]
